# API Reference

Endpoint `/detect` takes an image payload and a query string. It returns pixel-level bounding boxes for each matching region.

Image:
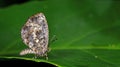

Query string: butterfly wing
[21,13,49,51]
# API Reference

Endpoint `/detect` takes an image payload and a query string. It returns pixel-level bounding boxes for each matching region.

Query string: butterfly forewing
[20,13,49,58]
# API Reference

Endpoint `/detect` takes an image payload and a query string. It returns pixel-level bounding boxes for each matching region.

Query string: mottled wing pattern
[20,13,49,58]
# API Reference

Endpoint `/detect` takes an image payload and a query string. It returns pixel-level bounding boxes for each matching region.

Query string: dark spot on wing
[31,16,38,23]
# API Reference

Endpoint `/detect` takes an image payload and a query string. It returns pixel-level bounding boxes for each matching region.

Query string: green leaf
[0,0,120,67]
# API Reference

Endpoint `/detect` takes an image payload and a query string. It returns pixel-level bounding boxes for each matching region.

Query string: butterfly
[20,13,49,59]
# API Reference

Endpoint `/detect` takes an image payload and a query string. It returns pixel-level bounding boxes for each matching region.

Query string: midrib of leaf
[52,46,120,50]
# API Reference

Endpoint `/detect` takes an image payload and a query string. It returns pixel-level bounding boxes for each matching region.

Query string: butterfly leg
[45,53,48,60]
[32,54,38,59]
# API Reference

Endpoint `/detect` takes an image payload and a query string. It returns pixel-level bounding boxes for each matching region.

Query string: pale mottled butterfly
[20,13,49,59]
